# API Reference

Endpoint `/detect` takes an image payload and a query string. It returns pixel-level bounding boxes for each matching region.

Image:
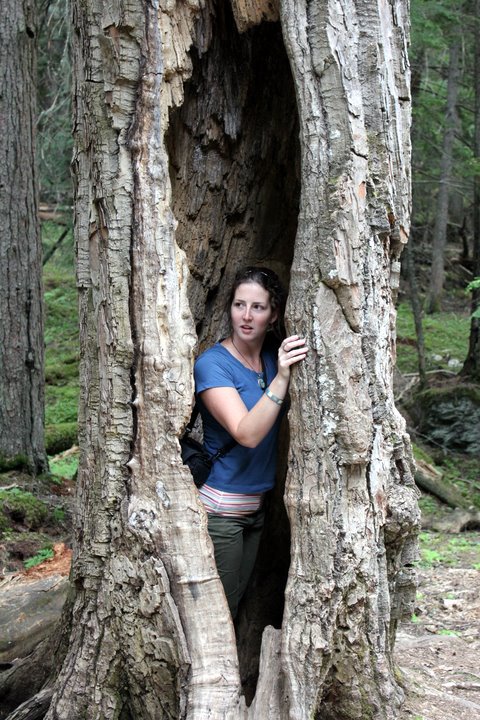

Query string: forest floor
[396,535,480,720]
[1,465,479,720]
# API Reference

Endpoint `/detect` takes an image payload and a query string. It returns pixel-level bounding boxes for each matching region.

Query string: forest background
[0,1,479,718]
[0,0,479,700]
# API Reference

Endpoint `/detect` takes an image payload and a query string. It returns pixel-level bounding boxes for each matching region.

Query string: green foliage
[465,278,480,293]
[52,507,66,524]
[23,546,55,569]
[396,302,469,374]
[412,443,436,466]
[0,454,30,473]
[45,422,78,455]
[45,387,78,425]
[410,0,476,230]
[418,493,442,515]
[466,278,480,319]
[428,454,480,509]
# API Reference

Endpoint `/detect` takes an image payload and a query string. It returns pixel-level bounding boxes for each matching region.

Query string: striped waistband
[198,483,264,516]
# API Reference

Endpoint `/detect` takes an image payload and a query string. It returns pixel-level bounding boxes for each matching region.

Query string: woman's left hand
[277,335,308,379]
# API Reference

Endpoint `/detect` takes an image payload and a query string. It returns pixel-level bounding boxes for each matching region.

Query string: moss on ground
[45,422,77,455]
[0,453,30,473]
[43,223,79,436]
[418,531,480,569]
[396,302,470,375]
[0,488,50,535]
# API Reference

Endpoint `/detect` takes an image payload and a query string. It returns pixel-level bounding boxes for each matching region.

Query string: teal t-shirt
[194,343,281,493]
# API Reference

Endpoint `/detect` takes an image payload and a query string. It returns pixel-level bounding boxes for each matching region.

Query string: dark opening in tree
[167,6,300,694]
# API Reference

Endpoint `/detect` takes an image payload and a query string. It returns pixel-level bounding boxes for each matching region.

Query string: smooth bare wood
[230,0,279,32]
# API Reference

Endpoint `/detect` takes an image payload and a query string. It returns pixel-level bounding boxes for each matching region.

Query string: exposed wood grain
[38,1,416,719]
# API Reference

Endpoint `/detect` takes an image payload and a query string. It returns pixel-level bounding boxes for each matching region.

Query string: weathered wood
[0,647,55,720]
[230,0,279,32]
[280,0,418,716]
[3,688,53,720]
[0,575,68,665]
[34,1,417,719]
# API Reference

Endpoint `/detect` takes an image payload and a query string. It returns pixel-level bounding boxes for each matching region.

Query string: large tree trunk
[0,1,47,473]
[39,1,417,719]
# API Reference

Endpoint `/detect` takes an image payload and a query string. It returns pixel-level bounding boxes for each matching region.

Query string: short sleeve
[194,347,236,393]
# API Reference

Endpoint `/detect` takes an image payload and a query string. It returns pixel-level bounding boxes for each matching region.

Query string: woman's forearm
[233,374,289,447]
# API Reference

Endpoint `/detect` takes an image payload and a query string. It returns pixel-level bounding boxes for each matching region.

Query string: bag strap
[185,404,201,433]
[210,436,238,462]
[186,401,238,462]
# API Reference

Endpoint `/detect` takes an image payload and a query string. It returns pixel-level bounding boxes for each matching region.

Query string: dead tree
[8,1,419,718]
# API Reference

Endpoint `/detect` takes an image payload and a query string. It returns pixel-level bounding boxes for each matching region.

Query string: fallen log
[2,687,53,720]
[414,459,471,510]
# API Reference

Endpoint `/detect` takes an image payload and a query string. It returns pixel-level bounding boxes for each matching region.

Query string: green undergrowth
[45,422,78,455]
[0,529,55,572]
[395,302,470,375]
[24,546,55,569]
[0,482,69,542]
[418,530,480,569]
[42,221,79,445]
[0,453,30,473]
[439,455,480,509]
[413,443,480,510]
[49,451,79,481]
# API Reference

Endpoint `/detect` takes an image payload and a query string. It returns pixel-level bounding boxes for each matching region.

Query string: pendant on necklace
[258,375,266,390]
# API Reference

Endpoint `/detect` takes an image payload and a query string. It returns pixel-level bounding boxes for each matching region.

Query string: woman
[194,267,308,618]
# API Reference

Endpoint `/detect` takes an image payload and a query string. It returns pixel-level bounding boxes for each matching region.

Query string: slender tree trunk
[0,1,47,473]
[425,39,461,314]
[36,2,418,719]
[403,243,427,387]
[461,0,480,379]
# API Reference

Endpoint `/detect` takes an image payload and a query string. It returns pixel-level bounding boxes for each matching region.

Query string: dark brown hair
[228,266,286,342]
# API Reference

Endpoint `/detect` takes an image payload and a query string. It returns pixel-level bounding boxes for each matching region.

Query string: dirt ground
[397,559,480,720]
[7,537,480,720]
[2,465,479,718]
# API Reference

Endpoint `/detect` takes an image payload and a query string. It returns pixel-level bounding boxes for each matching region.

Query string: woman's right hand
[277,335,309,379]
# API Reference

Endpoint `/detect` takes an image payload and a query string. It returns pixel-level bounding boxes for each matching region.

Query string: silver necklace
[231,337,266,389]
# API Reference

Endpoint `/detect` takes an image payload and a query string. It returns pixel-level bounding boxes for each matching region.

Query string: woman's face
[230,282,277,344]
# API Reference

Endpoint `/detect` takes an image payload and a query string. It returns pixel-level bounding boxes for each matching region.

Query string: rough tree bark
[0,1,47,473]
[20,1,417,719]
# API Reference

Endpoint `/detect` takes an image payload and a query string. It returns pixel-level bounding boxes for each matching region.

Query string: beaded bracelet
[265,387,284,405]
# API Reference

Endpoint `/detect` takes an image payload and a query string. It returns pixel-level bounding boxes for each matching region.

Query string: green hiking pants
[207,509,265,619]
